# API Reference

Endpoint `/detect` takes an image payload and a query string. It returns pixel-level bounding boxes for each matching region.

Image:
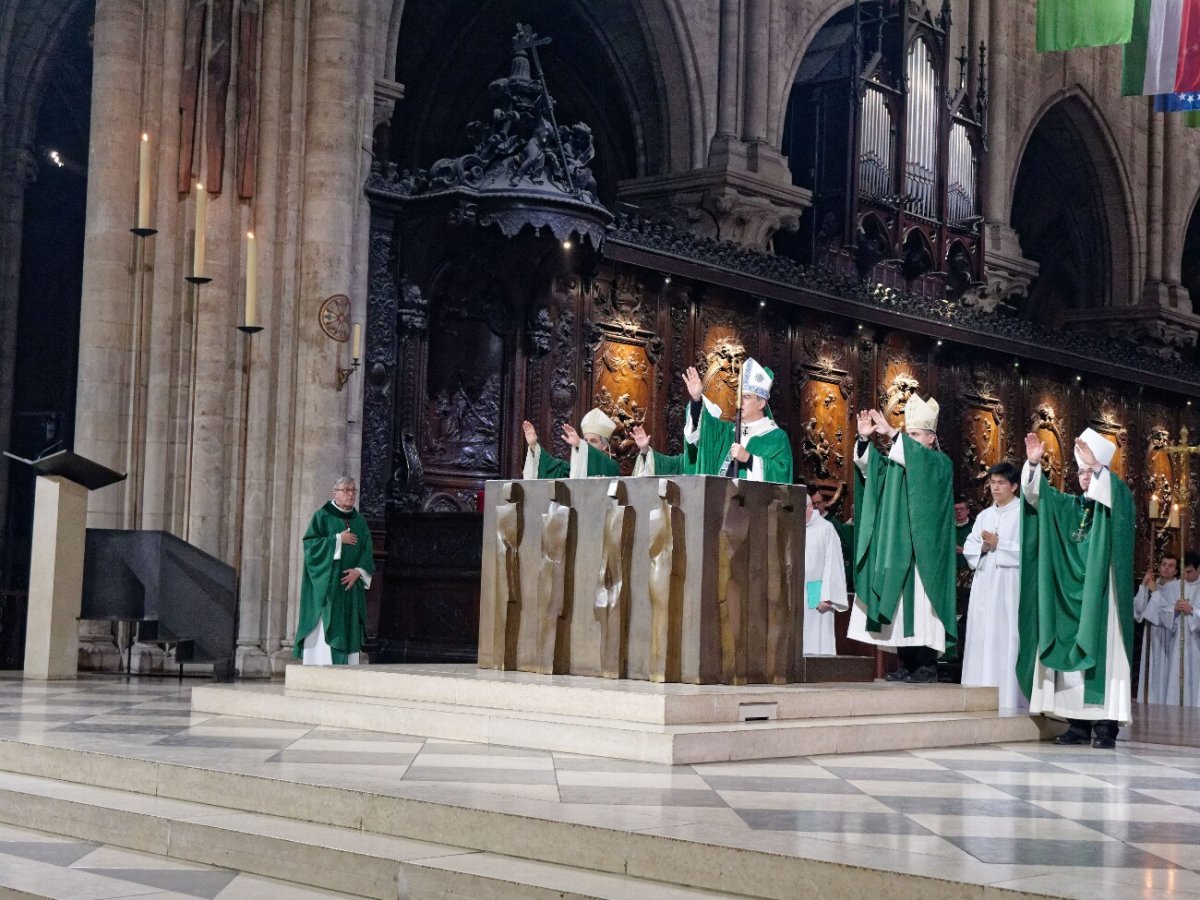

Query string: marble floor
[0,674,1198,899]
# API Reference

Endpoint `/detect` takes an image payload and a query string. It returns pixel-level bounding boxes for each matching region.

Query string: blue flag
[1154,91,1200,111]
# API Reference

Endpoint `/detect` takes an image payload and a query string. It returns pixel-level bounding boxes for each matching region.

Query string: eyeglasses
[335,487,357,494]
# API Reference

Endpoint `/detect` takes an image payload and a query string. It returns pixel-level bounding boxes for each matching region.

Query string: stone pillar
[1143,107,1166,304]
[713,0,741,147]
[1162,112,1191,312]
[74,0,145,670]
[285,0,366,651]
[741,0,768,144]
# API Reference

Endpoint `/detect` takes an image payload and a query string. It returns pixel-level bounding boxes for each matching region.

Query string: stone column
[1162,111,1190,311]
[1144,107,1165,304]
[741,0,768,144]
[285,0,366,651]
[74,0,145,671]
[713,0,741,146]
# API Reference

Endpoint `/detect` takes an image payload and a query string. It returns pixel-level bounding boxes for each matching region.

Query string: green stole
[294,502,375,664]
[644,449,686,476]
[852,435,957,650]
[534,443,619,478]
[690,404,793,484]
[1017,468,1134,705]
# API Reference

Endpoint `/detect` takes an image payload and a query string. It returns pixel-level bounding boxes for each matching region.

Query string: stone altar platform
[190,664,1051,765]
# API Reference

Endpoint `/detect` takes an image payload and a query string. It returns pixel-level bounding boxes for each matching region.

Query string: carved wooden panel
[235,1,261,199]
[590,337,651,471]
[878,335,924,432]
[956,362,1006,508]
[697,302,756,420]
[1086,386,1128,479]
[794,322,853,495]
[177,0,206,193]
[1026,376,1068,489]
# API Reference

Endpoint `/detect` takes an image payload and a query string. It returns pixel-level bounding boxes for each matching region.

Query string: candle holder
[185,275,212,285]
[237,324,263,335]
[130,227,157,238]
[1163,425,1200,705]
[336,358,360,392]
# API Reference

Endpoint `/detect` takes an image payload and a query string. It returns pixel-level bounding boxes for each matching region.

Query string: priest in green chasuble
[847,398,957,684]
[295,476,374,665]
[677,359,793,483]
[522,408,620,479]
[1019,428,1134,748]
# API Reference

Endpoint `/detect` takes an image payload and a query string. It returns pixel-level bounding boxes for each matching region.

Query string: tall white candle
[351,323,362,360]
[245,232,257,327]
[193,182,207,278]
[137,133,151,229]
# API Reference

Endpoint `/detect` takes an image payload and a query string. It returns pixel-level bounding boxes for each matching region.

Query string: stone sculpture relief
[718,480,751,685]
[595,481,632,679]
[494,482,524,670]
[648,478,683,683]
[765,487,796,684]
[535,491,573,675]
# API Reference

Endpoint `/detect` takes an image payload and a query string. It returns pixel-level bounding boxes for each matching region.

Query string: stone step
[282,662,998,724]
[0,765,732,900]
[192,680,1046,764]
[0,738,1047,900]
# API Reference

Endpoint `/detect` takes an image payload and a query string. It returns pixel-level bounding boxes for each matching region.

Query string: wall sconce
[336,323,361,392]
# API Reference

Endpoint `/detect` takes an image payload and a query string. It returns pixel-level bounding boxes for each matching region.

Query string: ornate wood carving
[695,302,755,420]
[1028,392,1066,489]
[956,364,1006,506]
[878,338,923,433]
[664,285,691,454]
[1087,387,1128,478]
[794,324,853,493]
[590,336,652,470]
[360,219,400,520]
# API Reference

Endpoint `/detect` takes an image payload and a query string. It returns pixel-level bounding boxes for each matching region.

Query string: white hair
[333,475,356,490]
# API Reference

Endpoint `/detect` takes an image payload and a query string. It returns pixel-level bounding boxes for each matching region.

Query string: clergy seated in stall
[295,476,374,666]
[677,360,793,483]
[848,398,957,684]
[1019,428,1135,749]
[1134,553,1179,703]
[804,493,850,655]
[961,462,1025,710]
[1141,549,1200,706]
[522,408,620,479]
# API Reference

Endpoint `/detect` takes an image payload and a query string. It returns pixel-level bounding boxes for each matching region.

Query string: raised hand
[561,423,581,448]
[869,409,895,437]
[1074,436,1098,470]
[631,424,651,454]
[682,366,703,402]
[522,420,538,448]
[1025,432,1045,465]
[856,410,874,439]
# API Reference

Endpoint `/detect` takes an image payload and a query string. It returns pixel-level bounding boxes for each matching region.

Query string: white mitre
[1075,426,1115,469]
[742,357,774,399]
[904,394,939,431]
[579,407,616,440]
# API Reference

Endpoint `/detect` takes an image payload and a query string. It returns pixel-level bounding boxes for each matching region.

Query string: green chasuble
[635,449,687,476]
[294,502,375,664]
[1017,469,1134,705]
[690,404,793,483]
[852,435,957,649]
[530,443,619,478]
[829,516,855,589]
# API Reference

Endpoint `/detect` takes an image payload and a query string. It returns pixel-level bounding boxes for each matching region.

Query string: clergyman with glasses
[294,476,374,665]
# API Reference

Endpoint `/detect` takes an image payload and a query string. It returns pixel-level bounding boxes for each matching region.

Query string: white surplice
[1142,578,1200,706]
[1135,577,1177,703]
[847,439,947,653]
[961,498,1025,710]
[1021,462,1132,725]
[803,512,849,655]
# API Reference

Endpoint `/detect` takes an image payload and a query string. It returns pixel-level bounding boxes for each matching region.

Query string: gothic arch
[774,1,856,144]
[1183,193,1200,316]
[1008,92,1138,322]
[390,0,699,202]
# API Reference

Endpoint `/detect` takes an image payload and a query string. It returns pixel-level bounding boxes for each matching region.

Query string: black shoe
[1091,736,1116,749]
[884,667,910,682]
[1055,727,1092,746]
[905,665,939,684]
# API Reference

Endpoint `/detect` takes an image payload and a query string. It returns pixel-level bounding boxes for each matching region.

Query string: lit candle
[1150,493,1161,520]
[245,232,257,328]
[137,133,151,229]
[193,182,207,279]
[1169,503,1180,530]
[351,323,362,361]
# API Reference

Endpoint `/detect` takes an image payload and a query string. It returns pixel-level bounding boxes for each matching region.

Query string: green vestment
[956,519,974,572]
[829,516,855,589]
[294,502,375,664]
[531,443,619,478]
[636,449,687,476]
[690,404,793,483]
[1017,468,1134,705]
[852,436,957,649]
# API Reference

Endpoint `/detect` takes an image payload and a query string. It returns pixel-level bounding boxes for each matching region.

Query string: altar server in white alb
[803,493,849,655]
[961,462,1025,709]
[1134,553,1178,702]
[1141,550,1200,706]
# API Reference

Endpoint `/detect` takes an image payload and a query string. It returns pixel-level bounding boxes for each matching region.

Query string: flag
[1187,109,1200,125]
[1037,0,1136,52]
[1121,0,1185,96]
[1154,91,1200,109]
[1178,0,1200,90]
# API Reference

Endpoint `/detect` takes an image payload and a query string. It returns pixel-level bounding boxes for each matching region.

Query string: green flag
[1038,0,1136,52]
